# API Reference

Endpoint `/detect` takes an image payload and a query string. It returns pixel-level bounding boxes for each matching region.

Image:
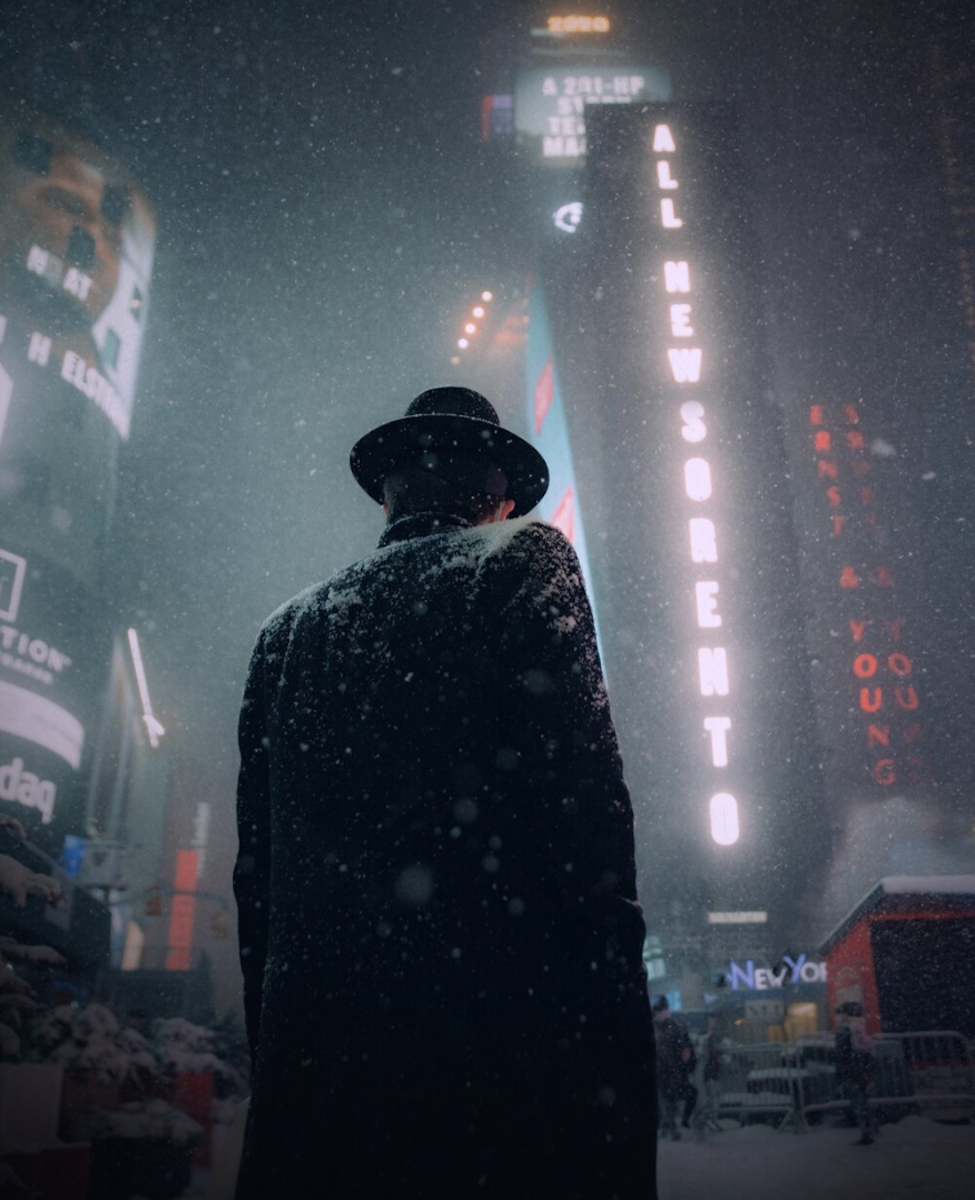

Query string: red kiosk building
[819,876,975,1039]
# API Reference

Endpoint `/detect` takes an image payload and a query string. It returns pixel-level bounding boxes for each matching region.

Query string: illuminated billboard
[0,547,112,849]
[640,117,744,847]
[803,403,930,795]
[0,108,156,851]
[524,281,597,617]
[541,15,612,37]
[514,65,670,165]
[545,102,827,921]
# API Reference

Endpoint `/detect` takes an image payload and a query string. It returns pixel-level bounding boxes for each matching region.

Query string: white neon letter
[652,124,676,152]
[704,717,732,767]
[689,517,718,562]
[660,199,683,229]
[710,793,740,845]
[656,161,679,190]
[680,401,707,443]
[27,332,52,366]
[670,304,693,336]
[695,581,722,628]
[698,647,729,696]
[684,458,712,501]
[664,261,690,293]
[668,348,702,383]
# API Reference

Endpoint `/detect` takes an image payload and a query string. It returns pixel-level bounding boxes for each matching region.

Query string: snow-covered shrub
[29,1004,161,1088]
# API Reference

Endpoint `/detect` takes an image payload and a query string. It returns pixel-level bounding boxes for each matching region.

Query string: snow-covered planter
[86,1097,203,1145]
[28,1004,163,1140]
[152,1015,246,1099]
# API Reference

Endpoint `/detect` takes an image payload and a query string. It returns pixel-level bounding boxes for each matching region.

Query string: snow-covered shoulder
[256,518,580,642]
[470,515,581,574]
[256,534,422,640]
[258,579,327,641]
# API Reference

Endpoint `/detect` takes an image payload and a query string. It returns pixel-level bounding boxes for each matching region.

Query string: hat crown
[405,387,499,426]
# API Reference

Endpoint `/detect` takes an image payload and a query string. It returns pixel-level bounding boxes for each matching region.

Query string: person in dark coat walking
[835,1000,877,1145]
[234,388,657,1199]
[653,997,696,1141]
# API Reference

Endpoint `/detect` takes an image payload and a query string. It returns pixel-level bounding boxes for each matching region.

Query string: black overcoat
[234,513,657,1199]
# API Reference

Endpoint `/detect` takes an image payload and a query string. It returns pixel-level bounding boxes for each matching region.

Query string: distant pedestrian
[653,997,696,1140]
[835,1000,877,1144]
[691,1014,724,1137]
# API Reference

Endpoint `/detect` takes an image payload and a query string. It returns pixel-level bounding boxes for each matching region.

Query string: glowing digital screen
[0,108,156,596]
[524,283,600,646]
[707,910,767,925]
[0,119,156,442]
[0,679,84,769]
[166,848,199,972]
[0,112,153,850]
[546,15,611,34]
[514,66,670,165]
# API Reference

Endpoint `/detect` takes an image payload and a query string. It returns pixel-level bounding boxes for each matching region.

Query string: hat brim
[350,413,550,518]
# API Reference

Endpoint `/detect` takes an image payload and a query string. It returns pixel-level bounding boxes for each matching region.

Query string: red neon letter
[853,654,878,678]
[888,652,912,677]
[894,686,919,711]
[867,724,890,747]
[849,620,869,644]
[873,759,896,785]
[860,688,882,712]
[840,566,860,589]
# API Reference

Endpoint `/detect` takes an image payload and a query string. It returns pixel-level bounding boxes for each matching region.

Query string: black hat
[836,1000,864,1018]
[350,387,550,519]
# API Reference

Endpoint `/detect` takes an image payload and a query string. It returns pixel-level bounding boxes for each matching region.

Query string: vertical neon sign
[651,122,740,846]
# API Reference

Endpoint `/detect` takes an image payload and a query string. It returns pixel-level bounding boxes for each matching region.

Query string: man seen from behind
[234,387,657,1199]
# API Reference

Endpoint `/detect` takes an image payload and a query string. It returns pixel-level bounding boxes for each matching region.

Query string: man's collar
[377,511,473,549]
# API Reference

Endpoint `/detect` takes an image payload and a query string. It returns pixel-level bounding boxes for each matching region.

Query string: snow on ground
[658,1116,975,1200]
[187,1112,975,1199]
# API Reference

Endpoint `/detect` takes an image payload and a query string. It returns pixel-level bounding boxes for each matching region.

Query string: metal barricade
[795,1029,974,1122]
[703,1031,975,1132]
[711,1043,806,1131]
[882,1031,975,1119]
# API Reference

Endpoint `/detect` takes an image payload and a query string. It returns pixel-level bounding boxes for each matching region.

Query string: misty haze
[0,2,972,1198]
